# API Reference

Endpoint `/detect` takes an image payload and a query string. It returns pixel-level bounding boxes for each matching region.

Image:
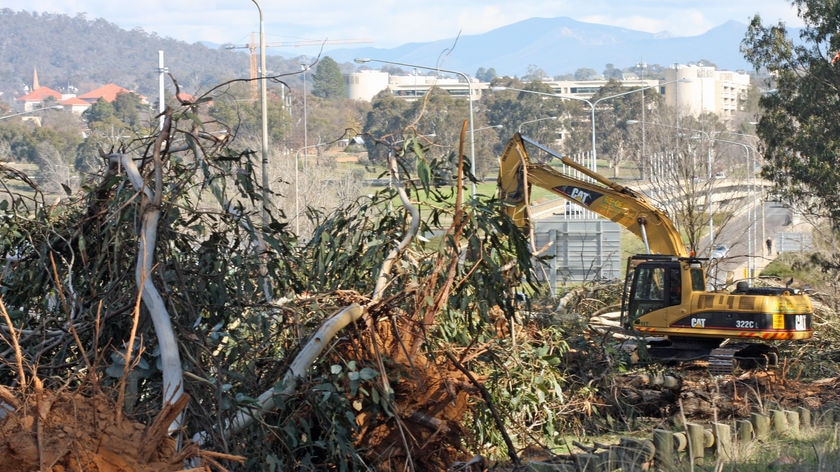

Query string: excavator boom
[498,133,687,257]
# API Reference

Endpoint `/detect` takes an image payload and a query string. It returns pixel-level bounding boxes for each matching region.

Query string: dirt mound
[0,382,238,472]
[337,314,475,470]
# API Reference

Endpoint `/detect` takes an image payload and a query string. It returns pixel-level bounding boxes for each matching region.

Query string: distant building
[346,70,390,102]
[346,70,483,102]
[348,63,751,122]
[540,78,665,100]
[58,96,93,115]
[663,64,750,120]
[15,85,62,111]
[12,70,149,116]
[78,83,147,104]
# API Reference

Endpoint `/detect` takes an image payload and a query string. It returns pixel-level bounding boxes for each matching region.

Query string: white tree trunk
[222,303,363,437]
[113,149,184,433]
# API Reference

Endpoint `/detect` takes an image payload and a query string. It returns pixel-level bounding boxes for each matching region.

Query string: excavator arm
[498,133,688,257]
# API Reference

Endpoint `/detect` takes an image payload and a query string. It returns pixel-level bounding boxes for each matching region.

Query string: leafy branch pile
[0,92,612,470]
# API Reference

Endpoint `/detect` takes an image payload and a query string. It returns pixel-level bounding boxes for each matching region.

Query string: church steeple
[33,68,39,90]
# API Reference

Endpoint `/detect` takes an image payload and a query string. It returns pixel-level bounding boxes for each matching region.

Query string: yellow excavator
[498,133,813,374]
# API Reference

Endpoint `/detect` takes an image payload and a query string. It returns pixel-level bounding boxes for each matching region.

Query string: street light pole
[716,138,759,280]
[638,61,648,179]
[301,63,309,154]
[251,0,270,229]
[494,80,686,171]
[354,57,477,195]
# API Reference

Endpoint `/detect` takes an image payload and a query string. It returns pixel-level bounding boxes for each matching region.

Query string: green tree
[82,98,115,125]
[484,80,568,157]
[113,91,147,128]
[311,56,346,100]
[589,79,665,178]
[523,64,547,82]
[603,63,623,80]
[475,67,497,82]
[574,68,599,80]
[362,90,411,162]
[208,82,291,145]
[741,4,840,232]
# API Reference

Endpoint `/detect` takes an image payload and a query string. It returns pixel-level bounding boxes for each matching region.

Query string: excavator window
[667,267,682,306]
[628,265,668,322]
[690,267,705,292]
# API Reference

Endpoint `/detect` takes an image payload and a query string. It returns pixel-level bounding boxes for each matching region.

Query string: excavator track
[708,343,780,376]
[707,346,741,376]
[632,337,781,376]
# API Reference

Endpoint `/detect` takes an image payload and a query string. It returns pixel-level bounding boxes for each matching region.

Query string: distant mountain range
[273,16,761,77]
[0,10,781,104]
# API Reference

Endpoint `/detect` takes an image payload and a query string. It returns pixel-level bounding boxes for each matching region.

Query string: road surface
[708,201,796,288]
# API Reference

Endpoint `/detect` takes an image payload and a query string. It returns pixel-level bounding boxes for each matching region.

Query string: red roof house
[16,86,62,111]
[58,96,92,115]
[78,83,147,104]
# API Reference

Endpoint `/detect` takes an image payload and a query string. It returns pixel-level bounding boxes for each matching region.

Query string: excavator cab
[621,255,706,330]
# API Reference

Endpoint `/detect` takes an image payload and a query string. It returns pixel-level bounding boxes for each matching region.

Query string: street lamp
[0,105,63,121]
[354,57,477,195]
[716,138,759,280]
[494,79,688,171]
[517,116,557,133]
[301,63,309,154]
[251,0,270,228]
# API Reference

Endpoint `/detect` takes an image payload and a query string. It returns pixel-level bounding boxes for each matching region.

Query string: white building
[663,64,750,120]
[346,70,483,102]
[348,63,751,122]
[346,70,390,102]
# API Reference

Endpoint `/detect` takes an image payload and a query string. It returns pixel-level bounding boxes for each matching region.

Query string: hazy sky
[0,1,804,49]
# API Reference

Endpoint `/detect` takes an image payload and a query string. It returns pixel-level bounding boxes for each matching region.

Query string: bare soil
[0,381,240,472]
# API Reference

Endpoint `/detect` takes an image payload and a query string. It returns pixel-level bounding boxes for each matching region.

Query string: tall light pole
[493,80,687,171]
[251,0,270,228]
[301,63,309,154]
[0,105,63,121]
[637,61,648,179]
[354,57,477,195]
[157,50,168,131]
[517,116,557,133]
[716,138,759,280]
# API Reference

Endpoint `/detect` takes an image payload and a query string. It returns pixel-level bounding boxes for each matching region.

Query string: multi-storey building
[663,64,750,119]
[347,63,752,122]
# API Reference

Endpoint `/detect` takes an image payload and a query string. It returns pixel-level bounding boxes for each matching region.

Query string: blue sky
[0,1,803,48]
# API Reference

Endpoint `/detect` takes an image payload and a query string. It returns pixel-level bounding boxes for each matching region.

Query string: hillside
[1,8,762,106]
[0,8,767,106]
[0,9,306,105]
